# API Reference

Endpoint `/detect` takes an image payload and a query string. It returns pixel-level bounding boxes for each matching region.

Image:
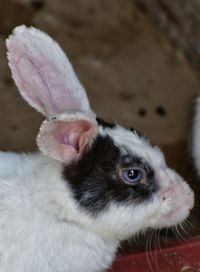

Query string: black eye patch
[63,134,157,214]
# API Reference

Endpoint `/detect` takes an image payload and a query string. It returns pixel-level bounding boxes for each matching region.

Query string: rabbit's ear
[37,112,98,163]
[6,25,94,118]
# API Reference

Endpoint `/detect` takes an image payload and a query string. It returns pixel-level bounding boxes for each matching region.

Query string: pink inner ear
[53,120,93,155]
[37,118,97,163]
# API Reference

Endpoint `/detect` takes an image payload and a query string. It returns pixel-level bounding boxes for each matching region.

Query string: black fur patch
[96,117,116,129]
[63,133,157,214]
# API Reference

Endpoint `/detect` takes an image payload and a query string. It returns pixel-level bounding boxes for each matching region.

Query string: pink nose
[158,169,194,210]
[161,184,194,208]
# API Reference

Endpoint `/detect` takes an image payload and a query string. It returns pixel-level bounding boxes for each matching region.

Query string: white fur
[192,96,200,175]
[99,125,166,169]
[0,152,117,272]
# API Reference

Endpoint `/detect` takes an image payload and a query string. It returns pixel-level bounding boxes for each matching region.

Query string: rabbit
[0,25,194,272]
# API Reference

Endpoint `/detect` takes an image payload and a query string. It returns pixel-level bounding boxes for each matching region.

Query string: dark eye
[120,168,146,185]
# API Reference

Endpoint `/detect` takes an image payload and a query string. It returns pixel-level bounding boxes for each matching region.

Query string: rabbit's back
[0,152,117,272]
[0,215,116,272]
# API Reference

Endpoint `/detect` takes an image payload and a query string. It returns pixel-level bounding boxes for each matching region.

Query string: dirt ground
[0,0,200,250]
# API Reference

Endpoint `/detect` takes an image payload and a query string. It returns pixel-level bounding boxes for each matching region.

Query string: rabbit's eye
[120,168,146,185]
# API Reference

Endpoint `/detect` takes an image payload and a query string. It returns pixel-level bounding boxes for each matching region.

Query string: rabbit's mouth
[151,168,194,228]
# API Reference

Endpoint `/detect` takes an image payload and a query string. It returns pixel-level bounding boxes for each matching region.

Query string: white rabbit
[0,25,194,272]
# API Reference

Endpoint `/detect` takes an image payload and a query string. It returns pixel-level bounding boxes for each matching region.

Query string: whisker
[145,230,154,272]
[173,226,183,242]
[185,218,199,231]
[175,225,186,241]
[157,228,164,255]
[179,223,190,237]
[164,227,169,244]
[149,229,159,272]
[153,230,160,272]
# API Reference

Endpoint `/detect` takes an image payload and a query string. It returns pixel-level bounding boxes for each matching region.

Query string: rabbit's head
[6,26,194,240]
